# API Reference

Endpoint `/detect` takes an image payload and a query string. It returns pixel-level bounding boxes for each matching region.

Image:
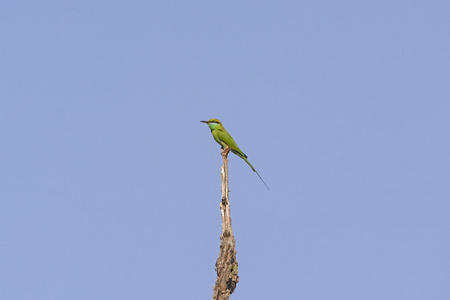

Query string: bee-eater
[201,119,269,190]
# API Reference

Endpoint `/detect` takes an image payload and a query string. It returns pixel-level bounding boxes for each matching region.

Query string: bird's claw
[221,146,231,157]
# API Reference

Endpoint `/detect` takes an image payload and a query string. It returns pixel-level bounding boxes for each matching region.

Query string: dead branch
[213,146,239,300]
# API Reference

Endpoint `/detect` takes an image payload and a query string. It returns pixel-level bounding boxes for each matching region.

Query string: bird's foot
[221,146,231,157]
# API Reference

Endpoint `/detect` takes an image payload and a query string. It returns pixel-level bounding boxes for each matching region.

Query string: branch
[213,146,239,300]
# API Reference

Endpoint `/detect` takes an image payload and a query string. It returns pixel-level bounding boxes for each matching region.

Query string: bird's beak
[200,120,208,124]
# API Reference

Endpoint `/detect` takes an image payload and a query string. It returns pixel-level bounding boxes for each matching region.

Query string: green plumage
[201,118,269,190]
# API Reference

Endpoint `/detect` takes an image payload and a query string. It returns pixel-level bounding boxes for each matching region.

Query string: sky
[1,1,449,299]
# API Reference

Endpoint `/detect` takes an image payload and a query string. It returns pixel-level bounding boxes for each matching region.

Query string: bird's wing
[216,130,247,158]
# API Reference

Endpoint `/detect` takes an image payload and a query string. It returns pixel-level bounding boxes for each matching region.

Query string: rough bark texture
[213,147,239,300]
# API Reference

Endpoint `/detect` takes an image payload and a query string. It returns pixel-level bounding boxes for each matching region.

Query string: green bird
[201,118,269,190]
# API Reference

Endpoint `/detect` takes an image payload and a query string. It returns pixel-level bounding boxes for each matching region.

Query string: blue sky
[2,1,449,299]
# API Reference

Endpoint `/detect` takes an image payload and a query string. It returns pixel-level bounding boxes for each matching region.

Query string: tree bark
[213,147,239,300]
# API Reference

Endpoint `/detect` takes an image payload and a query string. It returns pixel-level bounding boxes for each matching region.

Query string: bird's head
[200,119,222,129]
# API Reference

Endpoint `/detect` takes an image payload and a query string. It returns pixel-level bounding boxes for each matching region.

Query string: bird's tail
[242,157,270,191]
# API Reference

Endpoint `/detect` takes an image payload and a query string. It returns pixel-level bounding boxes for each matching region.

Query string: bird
[201,118,269,190]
